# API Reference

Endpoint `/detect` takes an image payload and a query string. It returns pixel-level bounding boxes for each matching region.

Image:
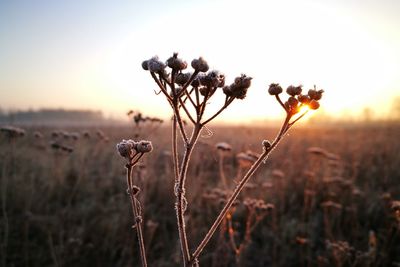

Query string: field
[1,123,400,267]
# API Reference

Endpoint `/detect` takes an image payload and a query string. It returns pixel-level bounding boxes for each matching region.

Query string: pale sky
[0,0,399,123]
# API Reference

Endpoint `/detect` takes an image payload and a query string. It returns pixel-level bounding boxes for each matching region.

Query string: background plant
[0,124,399,266]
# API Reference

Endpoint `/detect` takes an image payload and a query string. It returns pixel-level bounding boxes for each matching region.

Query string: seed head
[272,169,285,178]
[228,74,252,99]
[141,60,149,70]
[308,88,324,100]
[288,96,299,107]
[286,85,302,96]
[201,70,225,88]
[147,56,166,73]
[166,53,187,71]
[309,99,320,110]
[34,131,43,139]
[297,94,310,104]
[262,139,271,150]
[191,74,203,87]
[199,86,210,96]
[83,131,90,138]
[307,146,326,156]
[136,140,153,153]
[268,83,283,95]
[216,142,232,152]
[234,74,252,89]
[0,126,26,138]
[116,139,137,159]
[191,57,209,72]
[175,72,191,86]
[222,85,233,97]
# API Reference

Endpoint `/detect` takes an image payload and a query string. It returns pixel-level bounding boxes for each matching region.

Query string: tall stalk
[126,163,147,267]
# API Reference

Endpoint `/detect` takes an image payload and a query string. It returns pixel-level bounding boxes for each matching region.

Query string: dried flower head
[33,131,43,139]
[216,142,232,152]
[191,57,209,72]
[308,99,320,110]
[237,151,258,167]
[225,74,252,99]
[297,94,310,104]
[262,140,271,150]
[167,53,187,71]
[271,169,285,178]
[116,139,137,159]
[146,56,166,73]
[308,88,324,100]
[268,83,283,95]
[136,140,153,153]
[307,146,327,156]
[286,85,302,96]
[175,72,192,86]
[288,96,299,107]
[0,126,26,138]
[82,131,90,138]
[201,70,225,88]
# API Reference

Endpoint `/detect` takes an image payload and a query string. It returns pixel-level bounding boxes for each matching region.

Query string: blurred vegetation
[0,123,400,266]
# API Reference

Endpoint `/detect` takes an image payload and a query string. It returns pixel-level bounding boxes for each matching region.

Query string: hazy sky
[1,0,399,123]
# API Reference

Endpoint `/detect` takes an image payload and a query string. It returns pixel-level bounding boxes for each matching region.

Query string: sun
[298,105,310,115]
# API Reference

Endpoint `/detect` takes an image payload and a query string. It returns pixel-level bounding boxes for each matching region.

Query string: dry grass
[1,124,400,266]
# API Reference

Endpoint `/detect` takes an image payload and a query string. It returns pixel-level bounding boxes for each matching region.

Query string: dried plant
[118,52,324,266]
[116,139,153,267]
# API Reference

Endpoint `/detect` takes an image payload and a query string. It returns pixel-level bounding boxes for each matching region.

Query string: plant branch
[201,97,235,126]
[150,72,172,102]
[172,104,189,143]
[189,114,292,264]
[175,124,203,266]
[179,98,196,124]
[288,110,308,128]
[126,164,147,267]
[172,116,180,182]
[275,95,287,112]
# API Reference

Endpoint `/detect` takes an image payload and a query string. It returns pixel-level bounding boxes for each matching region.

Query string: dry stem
[189,114,293,265]
[126,160,147,267]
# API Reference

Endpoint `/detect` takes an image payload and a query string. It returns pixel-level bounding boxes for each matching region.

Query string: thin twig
[172,105,189,143]
[201,97,234,126]
[150,72,172,102]
[190,114,292,265]
[172,116,180,182]
[126,163,148,267]
[179,98,196,124]
[275,95,287,112]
